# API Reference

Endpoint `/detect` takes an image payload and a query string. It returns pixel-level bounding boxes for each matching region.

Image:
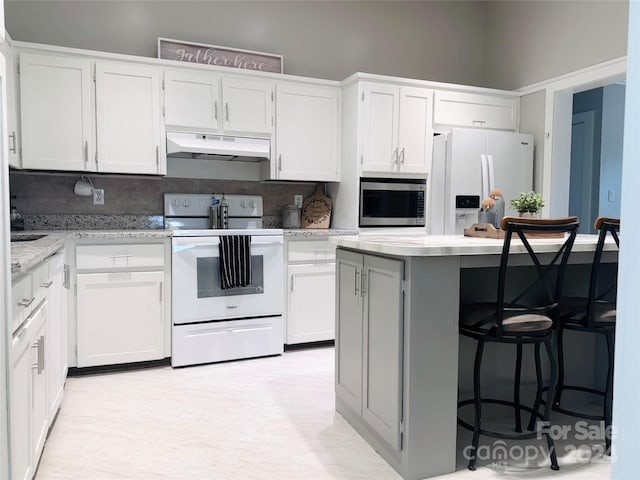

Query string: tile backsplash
[9,172,320,229]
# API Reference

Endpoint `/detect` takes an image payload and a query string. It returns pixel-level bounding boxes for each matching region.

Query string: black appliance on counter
[10,196,24,231]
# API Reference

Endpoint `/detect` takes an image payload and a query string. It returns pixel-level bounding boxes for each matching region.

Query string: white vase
[519,211,539,219]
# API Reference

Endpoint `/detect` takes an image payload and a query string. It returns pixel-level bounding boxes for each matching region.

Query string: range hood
[166,132,270,162]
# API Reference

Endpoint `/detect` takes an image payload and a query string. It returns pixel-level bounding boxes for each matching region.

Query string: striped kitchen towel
[219,235,252,289]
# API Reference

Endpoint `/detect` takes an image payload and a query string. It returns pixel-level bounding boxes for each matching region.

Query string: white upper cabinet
[361,83,433,176]
[397,86,434,175]
[274,82,339,181]
[433,90,519,131]
[222,77,273,135]
[19,53,93,171]
[1,44,20,168]
[164,70,274,137]
[164,69,220,131]
[95,62,165,174]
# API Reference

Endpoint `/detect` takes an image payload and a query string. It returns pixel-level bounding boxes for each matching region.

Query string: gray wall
[484,0,629,90]
[600,83,626,218]
[4,0,486,86]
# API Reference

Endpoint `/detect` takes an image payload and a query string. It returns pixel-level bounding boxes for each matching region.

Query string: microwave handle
[480,154,490,200]
[487,154,495,195]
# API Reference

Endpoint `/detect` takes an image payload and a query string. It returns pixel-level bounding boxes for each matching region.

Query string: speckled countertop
[10,230,171,276]
[283,229,359,238]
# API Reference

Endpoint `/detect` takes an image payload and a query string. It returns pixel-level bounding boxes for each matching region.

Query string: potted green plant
[510,191,545,217]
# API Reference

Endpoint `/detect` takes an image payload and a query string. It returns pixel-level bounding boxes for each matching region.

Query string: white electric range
[165,193,284,367]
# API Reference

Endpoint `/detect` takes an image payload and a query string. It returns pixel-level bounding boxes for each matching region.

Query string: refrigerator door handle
[480,154,490,200]
[487,154,496,195]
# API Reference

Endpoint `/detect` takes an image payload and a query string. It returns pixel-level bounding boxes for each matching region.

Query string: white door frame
[0,51,12,480]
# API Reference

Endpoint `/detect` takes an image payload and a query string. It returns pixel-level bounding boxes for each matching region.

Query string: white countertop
[331,233,616,257]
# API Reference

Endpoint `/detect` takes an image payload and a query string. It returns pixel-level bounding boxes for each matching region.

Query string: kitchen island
[330,233,617,480]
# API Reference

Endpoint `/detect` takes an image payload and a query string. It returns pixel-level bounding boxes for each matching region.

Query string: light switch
[608,190,616,203]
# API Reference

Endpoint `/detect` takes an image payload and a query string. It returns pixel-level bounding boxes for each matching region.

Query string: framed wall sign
[158,37,283,74]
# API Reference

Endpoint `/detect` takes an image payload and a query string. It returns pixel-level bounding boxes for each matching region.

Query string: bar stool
[553,217,620,454]
[458,216,579,471]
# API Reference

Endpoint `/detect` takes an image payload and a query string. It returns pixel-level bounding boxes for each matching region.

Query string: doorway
[568,84,625,232]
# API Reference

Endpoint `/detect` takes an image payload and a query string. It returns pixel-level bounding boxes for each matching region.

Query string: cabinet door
[335,250,364,414]
[362,254,404,451]
[433,90,519,131]
[222,77,273,135]
[30,306,48,465]
[2,45,20,168]
[11,328,33,480]
[20,53,93,171]
[275,83,339,181]
[46,258,67,420]
[286,262,336,344]
[361,83,399,173]
[398,87,433,175]
[76,271,164,367]
[96,62,165,174]
[164,70,220,131]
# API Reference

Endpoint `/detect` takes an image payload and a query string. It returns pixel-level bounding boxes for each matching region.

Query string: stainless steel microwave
[359,178,426,227]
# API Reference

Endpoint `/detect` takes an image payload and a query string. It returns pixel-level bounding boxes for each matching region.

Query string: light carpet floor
[36,346,610,480]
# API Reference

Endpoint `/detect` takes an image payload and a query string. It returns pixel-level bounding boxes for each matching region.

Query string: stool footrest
[458,398,548,441]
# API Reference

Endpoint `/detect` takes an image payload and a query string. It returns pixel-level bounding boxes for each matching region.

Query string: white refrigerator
[430,128,534,235]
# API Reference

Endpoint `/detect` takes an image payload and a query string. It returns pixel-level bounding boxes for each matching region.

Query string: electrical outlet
[93,188,104,205]
[608,189,616,203]
[294,195,303,208]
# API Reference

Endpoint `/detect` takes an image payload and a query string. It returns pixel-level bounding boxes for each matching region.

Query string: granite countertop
[283,228,359,238]
[331,233,616,257]
[10,230,172,276]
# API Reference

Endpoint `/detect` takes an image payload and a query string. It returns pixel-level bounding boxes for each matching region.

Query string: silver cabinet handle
[64,264,70,289]
[392,147,399,165]
[214,100,218,120]
[355,270,360,296]
[39,336,45,374]
[84,141,89,167]
[41,280,54,288]
[472,120,486,126]
[278,154,282,172]
[159,281,163,302]
[156,145,160,167]
[109,255,133,259]
[19,297,35,308]
[9,132,16,153]
[361,272,367,297]
[290,275,294,292]
[225,103,229,122]
[400,147,405,164]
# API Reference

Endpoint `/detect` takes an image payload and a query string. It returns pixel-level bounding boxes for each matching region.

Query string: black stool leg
[468,339,485,471]
[553,327,565,408]
[604,331,615,455]
[543,337,560,471]
[514,343,523,433]
[527,342,543,431]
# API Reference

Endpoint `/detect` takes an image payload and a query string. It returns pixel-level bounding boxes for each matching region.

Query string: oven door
[172,235,283,324]
[359,181,426,227]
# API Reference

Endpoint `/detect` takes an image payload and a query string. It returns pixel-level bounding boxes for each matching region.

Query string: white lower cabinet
[10,300,47,480]
[287,263,336,344]
[335,249,404,450]
[76,270,164,367]
[10,251,69,480]
[285,239,336,345]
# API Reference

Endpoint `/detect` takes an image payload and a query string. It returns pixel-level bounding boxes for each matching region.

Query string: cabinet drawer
[287,240,336,262]
[11,274,32,334]
[76,244,165,270]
